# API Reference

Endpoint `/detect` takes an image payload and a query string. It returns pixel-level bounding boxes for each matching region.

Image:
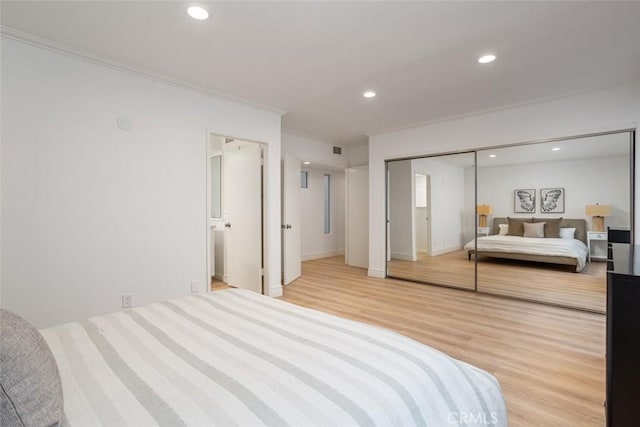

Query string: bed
[12,289,507,426]
[465,217,589,272]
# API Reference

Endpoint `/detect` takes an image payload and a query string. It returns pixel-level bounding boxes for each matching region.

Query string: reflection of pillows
[498,224,508,235]
[559,227,576,239]
[507,217,531,236]
[0,309,64,427]
[523,222,545,238]
[534,217,562,238]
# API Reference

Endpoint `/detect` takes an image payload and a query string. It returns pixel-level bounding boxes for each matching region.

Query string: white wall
[348,143,369,167]
[412,157,468,255]
[346,166,369,268]
[368,82,640,277]
[1,38,283,327]
[282,132,348,168]
[282,131,368,168]
[300,168,345,260]
[388,160,414,260]
[463,156,630,241]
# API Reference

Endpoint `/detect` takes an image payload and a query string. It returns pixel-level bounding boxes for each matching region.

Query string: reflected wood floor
[388,251,606,312]
[282,256,605,427]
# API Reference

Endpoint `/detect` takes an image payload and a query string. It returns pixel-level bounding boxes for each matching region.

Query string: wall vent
[333,146,342,155]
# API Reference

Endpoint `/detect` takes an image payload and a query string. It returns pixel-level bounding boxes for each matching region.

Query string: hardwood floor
[388,251,606,313]
[282,256,606,427]
[388,251,476,290]
[210,277,229,290]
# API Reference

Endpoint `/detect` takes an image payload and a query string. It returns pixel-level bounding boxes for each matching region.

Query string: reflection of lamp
[586,204,612,232]
[477,204,492,227]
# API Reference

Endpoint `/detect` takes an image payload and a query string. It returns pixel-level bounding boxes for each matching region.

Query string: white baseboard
[430,245,462,256]
[416,249,429,255]
[302,249,345,261]
[390,251,417,261]
[267,285,283,298]
[367,268,385,278]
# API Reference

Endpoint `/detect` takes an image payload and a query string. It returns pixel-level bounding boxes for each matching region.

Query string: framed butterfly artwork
[540,188,565,213]
[514,189,536,213]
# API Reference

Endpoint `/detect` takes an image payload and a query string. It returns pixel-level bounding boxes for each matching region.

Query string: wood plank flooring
[388,251,606,313]
[282,256,606,427]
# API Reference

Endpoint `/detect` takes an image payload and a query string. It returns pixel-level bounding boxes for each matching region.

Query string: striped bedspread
[41,289,507,426]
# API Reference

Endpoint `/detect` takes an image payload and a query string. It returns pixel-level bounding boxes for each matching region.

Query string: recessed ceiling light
[552,147,561,151]
[187,6,209,20]
[489,154,497,158]
[303,161,311,165]
[363,91,376,98]
[478,54,496,64]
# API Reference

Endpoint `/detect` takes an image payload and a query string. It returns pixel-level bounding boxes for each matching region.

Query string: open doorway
[207,133,266,293]
[414,173,431,257]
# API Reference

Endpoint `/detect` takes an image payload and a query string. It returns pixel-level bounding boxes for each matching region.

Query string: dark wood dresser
[606,236,640,427]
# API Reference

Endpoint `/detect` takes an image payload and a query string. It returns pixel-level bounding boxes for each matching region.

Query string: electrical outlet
[190,280,199,294]
[121,294,133,309]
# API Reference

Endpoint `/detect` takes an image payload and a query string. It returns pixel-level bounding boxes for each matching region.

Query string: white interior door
[224,140,262,293]
[346,166,369,268]
[425,175,431,255]
[282,153,301,284]
[415,173,429,255]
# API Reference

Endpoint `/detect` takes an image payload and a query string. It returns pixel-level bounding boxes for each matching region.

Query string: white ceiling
[403,131,632,168]
[2,1,640,146]
[475,132,631,168]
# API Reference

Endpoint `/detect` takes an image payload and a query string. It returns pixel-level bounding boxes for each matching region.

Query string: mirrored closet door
[385,130,634,313]
[386,152,476,290]
[474,132,633,313]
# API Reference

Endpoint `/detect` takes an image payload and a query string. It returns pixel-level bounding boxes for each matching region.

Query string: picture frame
[540,188,565,213]
[514,189,536,213]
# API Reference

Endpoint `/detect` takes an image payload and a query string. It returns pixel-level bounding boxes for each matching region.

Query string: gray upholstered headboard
[490,217,588,245]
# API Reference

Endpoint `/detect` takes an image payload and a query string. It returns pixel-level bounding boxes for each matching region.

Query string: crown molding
[366,80,640,139]
[0,25,286,116]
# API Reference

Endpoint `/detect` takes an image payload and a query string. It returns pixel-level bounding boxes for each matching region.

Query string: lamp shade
[585,204,612,217]
[477,204,493,215]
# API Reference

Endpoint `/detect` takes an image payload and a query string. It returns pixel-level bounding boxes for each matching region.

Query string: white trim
[429,245,463,257]
[267,286,283,297]
[0,26,285,116]
[416,249,429,255]
[390,251,416,261]
[367,268,385,278]
[301,249,345,261]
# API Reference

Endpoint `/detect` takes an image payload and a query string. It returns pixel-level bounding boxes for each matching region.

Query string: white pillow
[559,227,576,239]
[498,224,508,235]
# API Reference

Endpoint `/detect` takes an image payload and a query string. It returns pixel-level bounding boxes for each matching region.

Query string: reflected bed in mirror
[475,132,632,313]
[466,217,588,272]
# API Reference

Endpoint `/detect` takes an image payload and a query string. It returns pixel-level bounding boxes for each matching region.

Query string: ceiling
[400,131,631,168]
[2,1,639,146]
[475,132,632,168]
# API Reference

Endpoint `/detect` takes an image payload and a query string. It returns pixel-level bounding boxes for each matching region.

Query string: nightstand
[477,227,490,237]
[587,231,608,261]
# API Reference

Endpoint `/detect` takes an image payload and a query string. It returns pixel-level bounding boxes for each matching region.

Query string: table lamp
[585,204,612,232]
[477,204,492,228]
